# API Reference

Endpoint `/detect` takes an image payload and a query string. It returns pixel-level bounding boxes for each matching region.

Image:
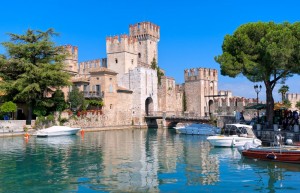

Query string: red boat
[241,146,300,164]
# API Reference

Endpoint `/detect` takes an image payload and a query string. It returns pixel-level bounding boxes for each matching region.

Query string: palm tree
[278,85,289,102]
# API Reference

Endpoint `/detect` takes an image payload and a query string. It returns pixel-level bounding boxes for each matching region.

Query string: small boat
[207,124,262,147]
[239,132,300,164]
[240,146,300,164]
[35,126,81,137]
[174,123,221,135]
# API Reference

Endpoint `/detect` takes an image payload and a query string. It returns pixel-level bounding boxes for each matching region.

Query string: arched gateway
[145,97,154,116]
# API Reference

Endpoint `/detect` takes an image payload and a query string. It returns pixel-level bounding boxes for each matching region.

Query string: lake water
[1,128,300,193]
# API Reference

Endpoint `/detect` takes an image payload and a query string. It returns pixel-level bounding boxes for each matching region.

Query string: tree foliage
[68,86,85,111]
[0,101,17,113]
[278,85,289,102]
[0,29,71,121]
[296,101,300,110]
[283,99,292,108]
[150,57,164,85]
[215,22,300,125]
[51,90,67,112]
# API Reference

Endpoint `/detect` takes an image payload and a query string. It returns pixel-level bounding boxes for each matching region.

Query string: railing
[83,91,103,98]
[147,111,210,120]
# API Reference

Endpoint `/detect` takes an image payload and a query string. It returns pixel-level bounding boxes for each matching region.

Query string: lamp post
[254,84,262,123]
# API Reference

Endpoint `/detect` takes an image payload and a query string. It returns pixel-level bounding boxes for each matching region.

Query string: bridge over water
[145,111,211,128]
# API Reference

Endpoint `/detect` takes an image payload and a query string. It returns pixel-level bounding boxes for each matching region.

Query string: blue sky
[0,0,299,102]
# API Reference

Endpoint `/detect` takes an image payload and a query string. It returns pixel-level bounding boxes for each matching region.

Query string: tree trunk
[265,82,274,129]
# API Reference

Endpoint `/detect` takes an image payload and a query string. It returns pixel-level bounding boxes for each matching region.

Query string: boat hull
[242,147,300,164]
[36,126,81,137]
[174,124,220,135]
[207,136,262,147]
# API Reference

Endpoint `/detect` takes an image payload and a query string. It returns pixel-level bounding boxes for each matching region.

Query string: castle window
[138,53,141,58]
[115,58,118,63]
[131,59,134,64]
[110,104,113,109]
[109,84,113,93]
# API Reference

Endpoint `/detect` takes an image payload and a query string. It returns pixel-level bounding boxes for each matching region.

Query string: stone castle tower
[106,22,160,85]
[64,45,78,75]
[184,68,218,117]
[106,22,160,124]
[129,22,160,66]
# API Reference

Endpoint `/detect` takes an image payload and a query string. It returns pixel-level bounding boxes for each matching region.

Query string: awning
[245,104,266,110]
[274,103,288,110]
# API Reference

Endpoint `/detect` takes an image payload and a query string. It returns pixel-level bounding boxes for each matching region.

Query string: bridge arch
[145,97,154,116]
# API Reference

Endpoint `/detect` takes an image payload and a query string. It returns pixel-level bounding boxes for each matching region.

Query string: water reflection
[1,129,300,192]
[239,158,300,193]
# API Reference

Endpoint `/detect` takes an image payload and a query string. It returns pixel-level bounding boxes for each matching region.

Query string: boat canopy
[224,124,255,138]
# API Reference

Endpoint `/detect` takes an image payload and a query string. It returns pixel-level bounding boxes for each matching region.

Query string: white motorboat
[207,124,262,147]
[35,126,81,137]
[174,123,221,135]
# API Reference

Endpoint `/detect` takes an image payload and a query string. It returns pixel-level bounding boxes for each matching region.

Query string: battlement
[63,44,78,73]
[184,67,218,82]
[64,44,78,60]
[106,34,138,54]
[286,93,300,100]
[129,21,160,40]
[79,58,107,74]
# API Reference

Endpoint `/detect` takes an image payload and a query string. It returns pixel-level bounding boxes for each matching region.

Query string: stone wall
[286,93,300,110]
[158,76,178,112]
[184,68,218,117]
[0,120,26,132]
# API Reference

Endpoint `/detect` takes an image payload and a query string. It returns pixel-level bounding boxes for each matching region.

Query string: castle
[62,21,255,126]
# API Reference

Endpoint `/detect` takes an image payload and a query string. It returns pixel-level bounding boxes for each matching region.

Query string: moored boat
[207,124,262,147]
[241,146,300,164]
[174,123,221,135]
[35,126,81,137]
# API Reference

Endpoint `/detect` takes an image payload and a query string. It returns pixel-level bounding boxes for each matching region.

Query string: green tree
[151,58,157,70]
[296,101,300,110]
[150,57,164,85]
[0,101,17,119]
[283,99,292,108]
[278,85,289,102]
[68,86,85,111]
[215,22,300,125]
[51,89,67,112]
[0,29,71,122]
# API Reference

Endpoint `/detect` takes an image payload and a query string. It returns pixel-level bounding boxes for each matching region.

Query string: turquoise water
[1,128,300,193]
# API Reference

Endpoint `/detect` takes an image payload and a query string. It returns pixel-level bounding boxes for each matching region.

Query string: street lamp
[254,84,262,123]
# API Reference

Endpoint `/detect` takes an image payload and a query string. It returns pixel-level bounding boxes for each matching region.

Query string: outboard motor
[286,139,293,145]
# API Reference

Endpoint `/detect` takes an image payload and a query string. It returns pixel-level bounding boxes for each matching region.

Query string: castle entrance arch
[145,97,154,116]
[209,99,214,117]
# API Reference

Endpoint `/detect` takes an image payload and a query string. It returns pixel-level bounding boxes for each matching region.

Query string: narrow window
[138,53,141,58]
[109,84,113,93]
[115,58,118,63]
[131,59,134,64]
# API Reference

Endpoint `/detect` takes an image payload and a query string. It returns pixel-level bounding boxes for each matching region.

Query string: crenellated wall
[79,59,107,75]
[129,22,160,40]
[184,67,218,117]
[106,35,138,54]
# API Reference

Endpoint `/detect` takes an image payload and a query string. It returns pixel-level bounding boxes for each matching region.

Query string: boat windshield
[224,124,254,137]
